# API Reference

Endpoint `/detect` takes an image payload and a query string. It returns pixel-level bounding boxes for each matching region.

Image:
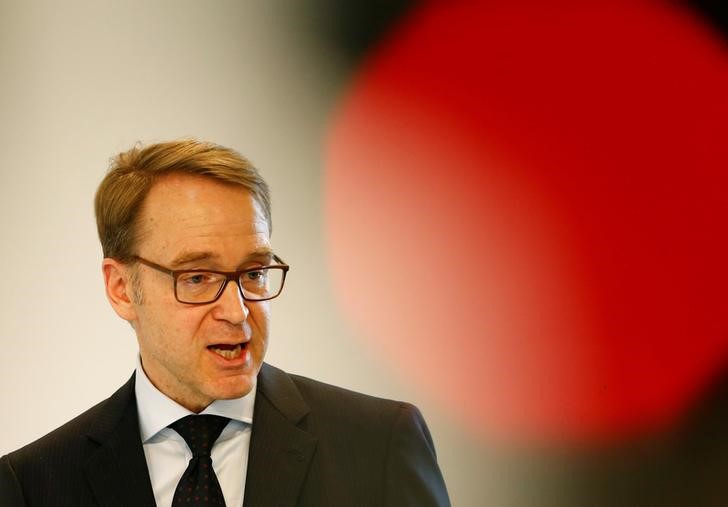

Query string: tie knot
[169,415,230,457]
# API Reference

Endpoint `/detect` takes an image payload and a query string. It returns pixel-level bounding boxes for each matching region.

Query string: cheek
[140,304,206,349]
[248,303,271,335]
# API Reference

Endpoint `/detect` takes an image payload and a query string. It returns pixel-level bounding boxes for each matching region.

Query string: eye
[245,269,265,281]
[179,272,218,285]
[188,274,205,284]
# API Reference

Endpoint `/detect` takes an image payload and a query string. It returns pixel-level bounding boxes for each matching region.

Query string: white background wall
[0,2,486,505]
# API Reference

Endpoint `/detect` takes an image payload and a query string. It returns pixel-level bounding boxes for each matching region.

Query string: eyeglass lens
[176,267,285,303]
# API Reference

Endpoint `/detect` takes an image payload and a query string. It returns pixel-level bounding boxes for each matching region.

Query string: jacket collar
[84,373,157,507]
[243,363,318,507]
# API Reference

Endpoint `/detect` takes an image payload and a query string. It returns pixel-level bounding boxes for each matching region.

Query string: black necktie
[169,414,230,506]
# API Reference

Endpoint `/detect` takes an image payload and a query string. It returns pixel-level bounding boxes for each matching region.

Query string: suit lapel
[84,374,157,507]
[243,363,317,507]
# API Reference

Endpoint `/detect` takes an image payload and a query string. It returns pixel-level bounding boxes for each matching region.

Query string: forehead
[136,173,270,263]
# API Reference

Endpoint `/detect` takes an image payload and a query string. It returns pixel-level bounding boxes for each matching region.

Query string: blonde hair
[95,139,271,261]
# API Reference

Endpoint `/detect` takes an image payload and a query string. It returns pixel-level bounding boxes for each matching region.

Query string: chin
[213,376,256,400]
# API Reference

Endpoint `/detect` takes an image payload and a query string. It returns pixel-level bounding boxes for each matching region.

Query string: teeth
[210,345,242,359]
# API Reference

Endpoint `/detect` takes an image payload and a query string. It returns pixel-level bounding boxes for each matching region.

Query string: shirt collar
[134,355,256,443]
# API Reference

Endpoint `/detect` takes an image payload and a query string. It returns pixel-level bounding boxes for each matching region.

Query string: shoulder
[259,364,451,506]
[290,370,406,414]
[261,362,409,424]
[4,375,135,469]
[260,363,433,450]
[1,376,140,506]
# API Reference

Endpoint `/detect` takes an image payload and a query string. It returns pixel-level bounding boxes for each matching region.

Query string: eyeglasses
[132,255,289,304]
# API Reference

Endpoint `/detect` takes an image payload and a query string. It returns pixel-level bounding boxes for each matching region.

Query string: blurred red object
[325,1,728,443]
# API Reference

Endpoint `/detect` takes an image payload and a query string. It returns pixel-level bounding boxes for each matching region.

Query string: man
[0,140,450,506]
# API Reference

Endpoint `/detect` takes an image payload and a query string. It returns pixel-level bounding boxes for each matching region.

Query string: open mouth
[208,342,248,360]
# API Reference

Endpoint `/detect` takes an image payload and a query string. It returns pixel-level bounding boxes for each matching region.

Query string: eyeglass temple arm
[273,254,287,265]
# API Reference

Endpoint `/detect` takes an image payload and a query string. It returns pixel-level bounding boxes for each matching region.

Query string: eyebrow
[243,248,275,265]
[169,251,219,268]
[169,248,275,269]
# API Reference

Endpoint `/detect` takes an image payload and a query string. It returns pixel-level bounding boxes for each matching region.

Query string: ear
[102,258,138,322]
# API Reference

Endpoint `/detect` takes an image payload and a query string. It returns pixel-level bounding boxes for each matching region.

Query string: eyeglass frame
[131,254,290,304]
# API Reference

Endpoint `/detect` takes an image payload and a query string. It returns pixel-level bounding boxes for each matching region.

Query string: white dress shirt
[134,357,255,507]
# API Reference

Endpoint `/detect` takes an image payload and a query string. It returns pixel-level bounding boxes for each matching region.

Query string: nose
[212,278,249,324]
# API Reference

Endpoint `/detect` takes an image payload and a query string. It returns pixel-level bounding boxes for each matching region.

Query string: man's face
[128,173,272,412]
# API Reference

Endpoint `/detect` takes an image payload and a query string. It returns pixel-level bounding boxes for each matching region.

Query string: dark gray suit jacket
[0,363,450,506]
